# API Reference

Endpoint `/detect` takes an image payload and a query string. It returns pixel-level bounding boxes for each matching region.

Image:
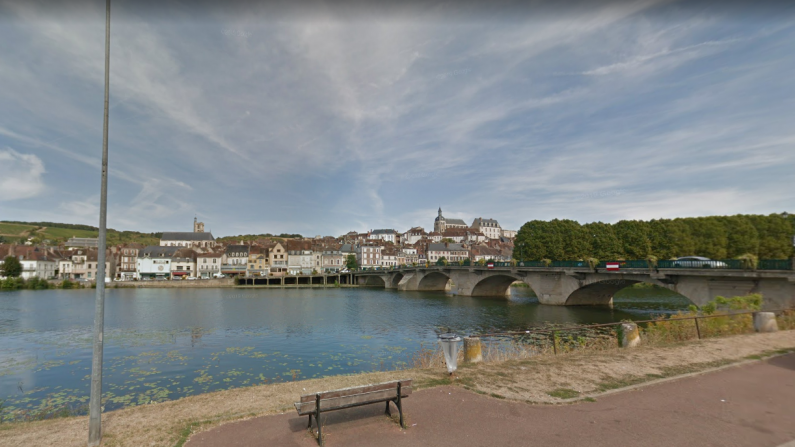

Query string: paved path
[187,354,795,447]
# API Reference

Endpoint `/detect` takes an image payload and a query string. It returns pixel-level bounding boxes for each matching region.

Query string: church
[433,208,469,233]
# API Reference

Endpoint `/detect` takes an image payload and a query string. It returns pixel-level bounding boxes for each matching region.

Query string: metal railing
[758,259,792,270]
[354,259,794,272]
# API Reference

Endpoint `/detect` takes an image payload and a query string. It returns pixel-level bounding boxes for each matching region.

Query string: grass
[0,223,36,236]
[595,359,735,392]
[546,388,580,399]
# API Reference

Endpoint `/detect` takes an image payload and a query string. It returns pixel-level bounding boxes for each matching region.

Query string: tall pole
[88,0,111,445]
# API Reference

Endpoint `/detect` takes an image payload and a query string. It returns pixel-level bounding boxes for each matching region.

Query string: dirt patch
[1,331,794,447]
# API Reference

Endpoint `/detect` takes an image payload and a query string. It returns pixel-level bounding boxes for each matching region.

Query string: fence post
[463,337,483,363]
[618,323,641,348]
[753,312,779,333]
[694,317,701,339]
[552,331,558,355]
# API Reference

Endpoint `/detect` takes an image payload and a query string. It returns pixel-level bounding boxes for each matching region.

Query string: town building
[356,242,382,269]
[402,227,427,245]
[286,240,313,275]
[18,251,58,279]
[501,229,517,239]
[137,246,180,280]
[197,251,223,278]
[427,242,469,263]
[171,248,198,279]
[471,218,502,240]
[269,242,288,276]
[115,243,143,280]
[66,237,99,248]
[370,229,398,244]
[320,246,344,272]
[222,245,249,276]
[381,247,398,268]
[441,228,467,243]
[248,247,270,277]
[160,232,216,249]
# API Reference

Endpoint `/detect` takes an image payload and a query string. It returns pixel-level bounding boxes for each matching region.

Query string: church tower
[193,216,205,233]
[434,207,446,233]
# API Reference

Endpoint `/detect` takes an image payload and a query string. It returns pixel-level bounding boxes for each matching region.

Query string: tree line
[513,213,794,261]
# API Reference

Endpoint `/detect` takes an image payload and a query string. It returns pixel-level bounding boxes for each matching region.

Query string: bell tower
[194,216,205,233]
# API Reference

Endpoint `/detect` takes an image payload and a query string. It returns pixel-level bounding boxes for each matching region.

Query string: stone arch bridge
[354,265,795,309]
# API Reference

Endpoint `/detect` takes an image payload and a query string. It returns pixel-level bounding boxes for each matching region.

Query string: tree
[436,256,448,266]
[345,254,358,270]
[686,217,728,259]
[440,238,455,243]
[1,256,22,278]
[748,214,793,259]
[614,220,651,259]
[555,219,589,260]
[515,220,563,261]
[723,215,759,258]
[583,222,623,260]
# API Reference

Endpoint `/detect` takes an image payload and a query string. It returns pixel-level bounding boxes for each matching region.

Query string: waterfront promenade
[187,352,795,447]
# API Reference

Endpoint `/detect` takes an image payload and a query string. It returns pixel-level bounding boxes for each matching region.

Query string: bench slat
[295,386,412,415]
[299,379,412,403]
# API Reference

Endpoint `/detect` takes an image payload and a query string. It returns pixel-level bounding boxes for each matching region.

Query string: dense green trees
[514,213,794,261]
[1,256,22,278]
[345,254,358,270]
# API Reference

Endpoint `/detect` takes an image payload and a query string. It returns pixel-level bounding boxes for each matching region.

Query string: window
[88,263,92,268]
[213,259,217,264]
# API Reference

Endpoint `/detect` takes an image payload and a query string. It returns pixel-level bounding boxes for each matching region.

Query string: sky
[0,0,794,238]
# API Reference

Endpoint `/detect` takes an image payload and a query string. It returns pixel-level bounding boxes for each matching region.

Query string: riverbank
[2,330,793,447]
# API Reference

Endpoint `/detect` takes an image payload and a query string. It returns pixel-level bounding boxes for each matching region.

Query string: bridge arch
[470,274,527,298]
[363,275,386,287]
[564,278,692,306]
[390,273,405,288]
[417,272,451,291]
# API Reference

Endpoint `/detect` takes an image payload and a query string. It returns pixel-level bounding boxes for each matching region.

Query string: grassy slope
[0,221,160,246]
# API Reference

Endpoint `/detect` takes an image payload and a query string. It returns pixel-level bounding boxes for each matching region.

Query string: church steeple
[438,207,442,218]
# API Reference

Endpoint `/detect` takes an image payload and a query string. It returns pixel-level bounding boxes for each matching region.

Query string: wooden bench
[294,379,412,446]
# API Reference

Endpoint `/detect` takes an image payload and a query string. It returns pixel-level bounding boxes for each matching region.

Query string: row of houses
[1,213,516,280]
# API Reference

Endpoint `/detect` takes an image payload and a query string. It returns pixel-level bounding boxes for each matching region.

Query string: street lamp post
[88,0,111,445]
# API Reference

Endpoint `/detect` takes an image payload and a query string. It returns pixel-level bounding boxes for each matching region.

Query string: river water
[0,286,689,420]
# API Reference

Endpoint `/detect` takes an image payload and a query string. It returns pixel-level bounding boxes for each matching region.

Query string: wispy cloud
[0,0,793,234]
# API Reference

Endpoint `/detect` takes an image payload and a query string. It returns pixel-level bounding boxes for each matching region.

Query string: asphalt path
[187,354,795,447]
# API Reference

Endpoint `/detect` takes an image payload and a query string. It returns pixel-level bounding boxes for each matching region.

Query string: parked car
[673,256,728,268]
[187,276,197,280]
[213,273,226,278]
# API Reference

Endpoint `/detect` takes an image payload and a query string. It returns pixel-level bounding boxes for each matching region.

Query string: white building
[223,245,249,276]
[19,252,57,279]
[402,227,427,245]
[137,246,179,280]
[286,240,313,275]
[501,229,517,239]
[471,218,502,240]
[370,229,398,244]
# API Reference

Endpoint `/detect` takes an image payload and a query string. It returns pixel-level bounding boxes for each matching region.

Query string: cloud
[0,148,46,200]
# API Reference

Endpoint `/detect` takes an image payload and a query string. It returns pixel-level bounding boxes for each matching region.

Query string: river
[0,286,689,420]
